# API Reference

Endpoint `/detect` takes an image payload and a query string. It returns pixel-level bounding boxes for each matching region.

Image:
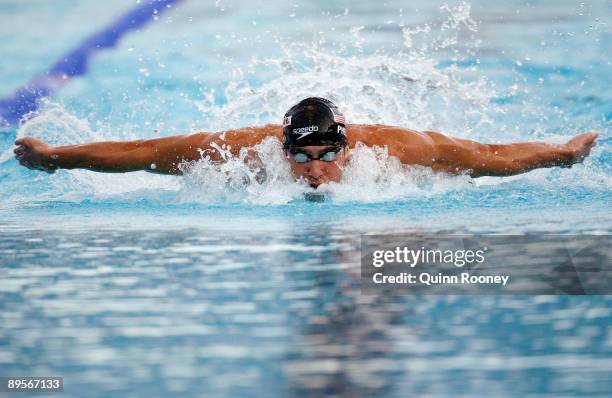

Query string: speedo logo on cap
[293,125,318,134]
[293,125,319,140]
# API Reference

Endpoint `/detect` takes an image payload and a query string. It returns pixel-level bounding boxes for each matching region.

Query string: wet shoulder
[346,124,429,148]
[208,124,283,147]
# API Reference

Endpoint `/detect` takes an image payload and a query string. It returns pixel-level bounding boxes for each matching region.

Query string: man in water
[14,97,598,188]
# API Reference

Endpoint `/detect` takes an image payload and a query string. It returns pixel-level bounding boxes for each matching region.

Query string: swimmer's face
[286,145,350,188]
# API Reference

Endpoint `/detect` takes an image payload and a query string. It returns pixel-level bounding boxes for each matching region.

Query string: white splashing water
[176,138,474,204]
[197,2,496,137]
[178,137,307,205]
[319,143,473,203]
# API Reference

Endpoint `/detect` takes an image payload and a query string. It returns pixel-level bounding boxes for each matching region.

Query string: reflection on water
[1,226,611,397]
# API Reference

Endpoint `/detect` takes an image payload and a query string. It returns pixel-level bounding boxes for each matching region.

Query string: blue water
[1,1,611,396]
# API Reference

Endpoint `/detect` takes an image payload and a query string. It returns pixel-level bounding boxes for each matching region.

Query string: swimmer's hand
[560,131,599,167]
[14,137,57,173]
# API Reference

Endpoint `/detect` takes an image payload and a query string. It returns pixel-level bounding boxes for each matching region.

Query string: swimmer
[13,97,599,188]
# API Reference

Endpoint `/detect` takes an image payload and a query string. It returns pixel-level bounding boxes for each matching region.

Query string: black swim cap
[282,97,347,148]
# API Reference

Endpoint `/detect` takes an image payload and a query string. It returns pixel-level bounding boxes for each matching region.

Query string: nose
[306,160,324,178]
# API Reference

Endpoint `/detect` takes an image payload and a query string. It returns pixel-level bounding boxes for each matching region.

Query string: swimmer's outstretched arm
[373,127,599,177]
[426,131,599,177]
[13,134,209,174]
[13,125,281,174]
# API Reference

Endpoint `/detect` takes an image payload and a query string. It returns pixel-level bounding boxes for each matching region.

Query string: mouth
[308,179,322,188]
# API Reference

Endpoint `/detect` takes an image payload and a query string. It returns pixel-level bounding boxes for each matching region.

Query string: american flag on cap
[331,108,345,124]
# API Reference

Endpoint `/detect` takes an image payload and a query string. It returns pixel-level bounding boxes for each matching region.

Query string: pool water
[0,1,611,396]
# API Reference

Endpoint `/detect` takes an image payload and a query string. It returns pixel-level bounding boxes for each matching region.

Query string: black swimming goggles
[288,147,343,163]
